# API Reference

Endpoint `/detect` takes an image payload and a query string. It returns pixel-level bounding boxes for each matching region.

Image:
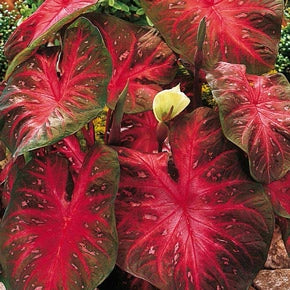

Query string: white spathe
[153,84,190,122]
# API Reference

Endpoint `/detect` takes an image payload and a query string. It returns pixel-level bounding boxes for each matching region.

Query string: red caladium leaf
[120,111,159,153]
[0,144,119,289]
[116,107,274,289]
[50,125,96,181]
[1,163,14,208]
[88,13,177,113]
[4,0,99,78]
[265,171,290,218]
[0,81,5,93]
[0,17,111,157]
[0,157,25,208]
[207,62,290,184]
[129,277,158,290]
[51,134,86,183]
[141,0,283,74]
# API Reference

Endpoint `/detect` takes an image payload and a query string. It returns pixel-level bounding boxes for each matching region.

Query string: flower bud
[153,84,190,122]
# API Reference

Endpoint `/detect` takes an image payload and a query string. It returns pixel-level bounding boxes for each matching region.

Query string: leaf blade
[89,13,178,113]
[4,0,99,78]
[141,0,283,74]
[116,107,274,289]
[0,17,112,156]
[207,62,290,183]
[265,171,290,218]
[0,144,119,289]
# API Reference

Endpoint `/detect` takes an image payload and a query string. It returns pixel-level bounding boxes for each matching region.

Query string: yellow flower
[153,84,190,122]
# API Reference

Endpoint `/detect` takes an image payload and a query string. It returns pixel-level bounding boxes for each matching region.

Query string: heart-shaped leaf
[0,17,112,157]
[4,0,99,78]
[265,171,290,218]
[0,144,119,289]
[141,0,283,74]
[88,13,177,113]
[116,107,274,289]
[120,111,159,153]
[51,134,87,182]
[207,62,290,184]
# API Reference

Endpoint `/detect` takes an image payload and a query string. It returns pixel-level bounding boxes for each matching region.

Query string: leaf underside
[0,144,119,289]
[88,13,178,113]
[0,17,111,157]
[116,107,274,289]
[207,62,290,184]
[141,0,283,74]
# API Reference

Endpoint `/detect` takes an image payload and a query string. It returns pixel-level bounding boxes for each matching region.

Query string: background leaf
[4,0,99,78]
[0,144,119,289]
[50,134,87,183]
[207,62,290,183]
[0,156,25,208]
[116,107,274,289]
[141,0,283,74]
[265,171,290,218]
[88,13,177,113]
[0,17,111,156]
[120,111,160,153]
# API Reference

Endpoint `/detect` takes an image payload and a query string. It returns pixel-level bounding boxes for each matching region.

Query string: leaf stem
[108,82,128,145]
[188,17,206,111]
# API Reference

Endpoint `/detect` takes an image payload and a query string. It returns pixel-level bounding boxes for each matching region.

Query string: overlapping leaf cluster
[0,0,289,289]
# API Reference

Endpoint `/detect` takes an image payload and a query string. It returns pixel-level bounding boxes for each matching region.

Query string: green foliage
[18,0,43,17]
[0,3,18,80]
[0,0,43,80]
[97,0,149,25]
[201,83,216,107]
[93,107,108,143]
[275,7,290,79]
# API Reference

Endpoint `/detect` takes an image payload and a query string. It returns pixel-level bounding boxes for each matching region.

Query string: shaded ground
[251,225,290,289]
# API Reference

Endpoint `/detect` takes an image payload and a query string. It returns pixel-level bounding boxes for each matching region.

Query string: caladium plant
[4,0,101,79]
[0,0,289,289]
[116,108,274,289]
[140,0,283,74]
[206,62,290,184]
[88,13,178,113]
